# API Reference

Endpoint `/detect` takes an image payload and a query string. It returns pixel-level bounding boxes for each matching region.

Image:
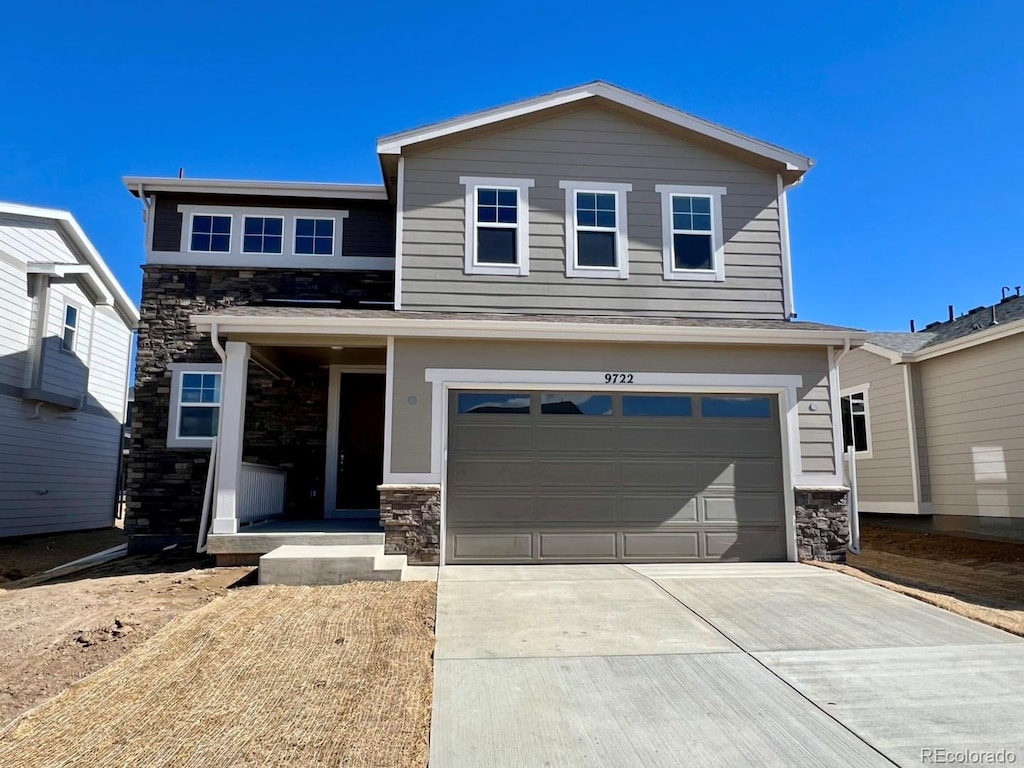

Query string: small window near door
[457,392,531,414]
[841,390,870,454]
[622,395,693,417]
[540,393,613,415]
[701,396,772,418]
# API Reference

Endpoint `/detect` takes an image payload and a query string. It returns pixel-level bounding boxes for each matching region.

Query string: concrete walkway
[430,563,1024,767]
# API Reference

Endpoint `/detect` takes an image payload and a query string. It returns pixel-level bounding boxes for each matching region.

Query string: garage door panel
[700,426,779,456]
[451,422,534,452]
[617,425,698,453]
[447,494,535,526]
[451,532,534,561]
[620,494,698,523]
[622,532,700,559]
[702,494,783,524]
[620,459,698,488]
[705,529,785,561]
[450,458,534,488]
[699,459,781,491]
[533,495,620,524]
[539,532,617,560]
[533,424,616,453]
[534,459,618,487]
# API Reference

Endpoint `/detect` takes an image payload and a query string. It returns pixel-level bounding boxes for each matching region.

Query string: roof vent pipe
[1003,286,1012,300]
[910,319,916,332]
[948,304,954,322]
[992,305,999,326]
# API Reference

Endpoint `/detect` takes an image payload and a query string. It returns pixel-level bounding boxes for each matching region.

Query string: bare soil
[817,523,1024,637]
[0,551,254,726]
[0,527,128,583]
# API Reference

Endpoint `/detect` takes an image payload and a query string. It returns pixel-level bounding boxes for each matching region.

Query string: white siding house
[0,202,138,537]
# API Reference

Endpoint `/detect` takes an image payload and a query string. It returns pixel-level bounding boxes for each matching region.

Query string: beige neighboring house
[839,292,1024,540]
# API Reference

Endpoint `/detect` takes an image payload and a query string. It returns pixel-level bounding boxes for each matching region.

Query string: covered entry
[445,391,786,563]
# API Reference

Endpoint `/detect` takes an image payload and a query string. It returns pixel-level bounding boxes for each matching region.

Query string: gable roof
[376,81,813,175]
[0,201,139,328]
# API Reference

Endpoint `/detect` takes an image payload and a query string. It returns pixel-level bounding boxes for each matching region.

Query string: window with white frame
[61,304,78,352]
[655,184,727,281]
[841,389,870,455]
[559,181,631,279]
[190,214,232,252]
[294,217,335,255]
[242,216,284,254]
[167,364,222,448]
[460,176,533,276]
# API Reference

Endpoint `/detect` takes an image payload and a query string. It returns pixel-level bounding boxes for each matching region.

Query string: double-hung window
[167,363,222,448]
[560,181,631,279]
[190,214,232,252]
[840,388,871,456]
[655,185,727,281]
[294,217,335,255]
[242,216,283,254]
[61,304,78,352]
[460,176,533,276]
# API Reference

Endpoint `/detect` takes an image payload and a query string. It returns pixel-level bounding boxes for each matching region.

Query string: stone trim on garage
[378,484,441,565]
[795,489,850,563]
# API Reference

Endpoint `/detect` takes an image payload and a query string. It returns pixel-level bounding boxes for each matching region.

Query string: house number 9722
[604,373,635,384]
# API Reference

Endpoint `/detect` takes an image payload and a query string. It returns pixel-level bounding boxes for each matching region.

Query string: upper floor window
[294,217,335,255]
[656,185,726,282]
[190,214,232,252]
[460,176,533,276]
[243,216,283,254]
[62,304,78,352]
[559,180,632,279]
[841,389,871,456]
[167,363,222,448]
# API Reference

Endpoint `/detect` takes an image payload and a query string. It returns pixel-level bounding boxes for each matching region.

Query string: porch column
[211,341,250,534]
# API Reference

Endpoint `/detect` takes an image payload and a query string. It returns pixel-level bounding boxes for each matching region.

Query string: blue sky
[1,1,1021,330]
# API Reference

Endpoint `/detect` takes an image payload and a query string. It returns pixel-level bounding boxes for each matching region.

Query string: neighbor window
[294,217,335,255]
[656,185,727,281]
[167,364,222,447]
[841,390,870,454]
[460,176,533,276]
[242,216,283,254]
[190,214,232,252]
[61,304,78,352]
[560,181,632,279]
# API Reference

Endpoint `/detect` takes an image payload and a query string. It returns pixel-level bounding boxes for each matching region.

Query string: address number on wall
[604,373,635,384]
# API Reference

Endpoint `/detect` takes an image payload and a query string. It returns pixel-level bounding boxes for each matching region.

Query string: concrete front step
[258,544,407,586]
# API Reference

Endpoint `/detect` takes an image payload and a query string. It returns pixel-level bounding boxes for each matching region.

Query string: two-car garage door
[445,390,786,564]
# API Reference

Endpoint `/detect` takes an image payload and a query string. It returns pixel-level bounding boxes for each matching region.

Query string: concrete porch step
[258,544,407,586]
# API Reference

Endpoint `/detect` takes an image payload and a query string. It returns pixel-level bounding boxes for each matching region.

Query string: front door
[335,373,386,512]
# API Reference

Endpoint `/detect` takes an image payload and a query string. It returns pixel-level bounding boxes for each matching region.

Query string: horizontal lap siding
[390,338,833,477]
[838,349,915,503]
[0,255,30,389]
[401,106,785,318]
[86,307,131,419]
[918,336,1024,518]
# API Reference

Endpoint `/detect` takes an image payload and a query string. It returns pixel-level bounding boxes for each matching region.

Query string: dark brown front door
[336,373,385,511]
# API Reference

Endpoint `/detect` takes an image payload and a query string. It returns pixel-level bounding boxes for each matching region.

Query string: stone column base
[378,484,441,565]
[795,489,850,563]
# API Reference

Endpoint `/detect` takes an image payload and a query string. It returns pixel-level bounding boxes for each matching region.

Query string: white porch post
[211,341,250,534]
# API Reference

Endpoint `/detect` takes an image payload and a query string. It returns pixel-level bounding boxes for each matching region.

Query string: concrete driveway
[430,563,1024,767]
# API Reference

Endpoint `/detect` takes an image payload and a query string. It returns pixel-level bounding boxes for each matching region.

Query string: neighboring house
[0,202,139,537]
[839,292,1024,540]
[124,82,868,566]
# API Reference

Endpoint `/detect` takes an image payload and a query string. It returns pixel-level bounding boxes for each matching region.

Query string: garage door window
[622,395,693,417]
[540,393,612,415]
[457,392,531,414]
[701,396,772,418]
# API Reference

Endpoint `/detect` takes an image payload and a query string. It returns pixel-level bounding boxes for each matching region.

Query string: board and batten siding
[917,334,1024,519]
[838,348,916,504]
[389,338,834,477]
[400,105,787,318]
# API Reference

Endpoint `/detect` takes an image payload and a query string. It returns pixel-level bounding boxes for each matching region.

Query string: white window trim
[459,176,533,276]
[560,181,632,279]
[167,362,223,449]
[840,384,872,459]
[292,215,337,258]
[655,184,727,282]
[241,214,285,255]
[187,212,233,254]
[61,301,79,353]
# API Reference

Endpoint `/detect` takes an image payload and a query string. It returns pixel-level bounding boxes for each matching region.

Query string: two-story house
[125,82,867,569]
[0,202,138,537]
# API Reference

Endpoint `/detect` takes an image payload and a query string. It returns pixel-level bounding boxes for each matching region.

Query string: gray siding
[390,339,834,477]
[918,335,1024,519]
[838,349,916,505]
[400,105,786,318]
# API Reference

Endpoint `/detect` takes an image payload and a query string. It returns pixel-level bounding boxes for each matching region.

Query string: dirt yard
[819,523,1024,637]
[0,527,128,583]
[0,582,437,768]
[0,550,254,726]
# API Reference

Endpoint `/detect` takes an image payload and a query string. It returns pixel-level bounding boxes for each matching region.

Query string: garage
[445,390,787,564]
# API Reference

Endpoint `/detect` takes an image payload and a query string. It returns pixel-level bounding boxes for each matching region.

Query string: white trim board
[777,174,796,318]
[126,176,388,200]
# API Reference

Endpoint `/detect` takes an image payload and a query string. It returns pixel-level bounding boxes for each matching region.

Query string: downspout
[832,336,861,555]
[196,322,226,553]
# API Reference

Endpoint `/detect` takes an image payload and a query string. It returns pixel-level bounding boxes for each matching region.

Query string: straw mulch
[0,581,437,768]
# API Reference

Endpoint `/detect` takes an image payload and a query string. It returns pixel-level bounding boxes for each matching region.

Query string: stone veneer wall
[126,266,389,551]
[378,485,441,565]
[794,490,850,563]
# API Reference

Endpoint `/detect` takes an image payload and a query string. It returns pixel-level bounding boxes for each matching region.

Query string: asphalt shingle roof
[869,293,1024,353]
